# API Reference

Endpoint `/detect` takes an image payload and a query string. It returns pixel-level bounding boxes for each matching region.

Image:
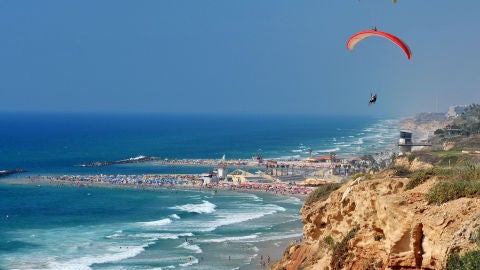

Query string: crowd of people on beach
[33,174,197,186]
[157,158,256,167]
[224,182,313,196]
[27,173,314,197]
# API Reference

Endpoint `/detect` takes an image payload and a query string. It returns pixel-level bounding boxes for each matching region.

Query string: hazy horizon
[1,1,479,116]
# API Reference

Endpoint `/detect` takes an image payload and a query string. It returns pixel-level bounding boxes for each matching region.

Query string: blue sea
[0,113,400,269]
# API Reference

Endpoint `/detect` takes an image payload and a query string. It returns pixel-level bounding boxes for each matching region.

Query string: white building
[215,164,228,180]
[446,105,467,118]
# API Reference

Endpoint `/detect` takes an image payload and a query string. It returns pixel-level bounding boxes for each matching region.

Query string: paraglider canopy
[347,29,412,60]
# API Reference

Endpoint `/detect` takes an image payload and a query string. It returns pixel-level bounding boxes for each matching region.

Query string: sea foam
[48,243,150,270]
[316,147,340,153]
[169,200,216,214]
[177,242,202,254]
[137,218,172,228]
[202,204,286,232]
[244,232,303,243]
[199,234,260,243]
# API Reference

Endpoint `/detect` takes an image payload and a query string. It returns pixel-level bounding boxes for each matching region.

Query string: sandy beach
[7,173,314,198]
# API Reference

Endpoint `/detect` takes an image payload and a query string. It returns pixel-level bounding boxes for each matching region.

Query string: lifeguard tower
[398,130,431,153]
[215,164,228,180]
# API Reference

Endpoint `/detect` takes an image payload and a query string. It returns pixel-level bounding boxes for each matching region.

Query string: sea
[0,113,400,269]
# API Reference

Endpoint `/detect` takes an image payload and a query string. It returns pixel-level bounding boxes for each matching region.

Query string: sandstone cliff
[273,158,480,270]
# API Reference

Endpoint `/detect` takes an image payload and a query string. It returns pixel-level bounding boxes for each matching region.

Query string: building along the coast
[199,164,228,185]
[214,164,227,180]
[398,130,432,153]
[227,169,274,184]
[200,172,218,185]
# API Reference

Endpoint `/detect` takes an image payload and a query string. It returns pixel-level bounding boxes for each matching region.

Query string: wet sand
[243,237,303,270]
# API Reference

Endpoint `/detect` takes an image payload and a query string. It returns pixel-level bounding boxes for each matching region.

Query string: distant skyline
[0,1,479,116]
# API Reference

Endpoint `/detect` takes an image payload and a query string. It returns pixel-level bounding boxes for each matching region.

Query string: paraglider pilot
[368,93,377,105]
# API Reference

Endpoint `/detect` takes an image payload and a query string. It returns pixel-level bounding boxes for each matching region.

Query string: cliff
[400,112,451,142]
[272,157,480,270]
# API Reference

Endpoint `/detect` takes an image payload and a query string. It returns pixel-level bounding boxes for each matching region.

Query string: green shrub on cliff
[405,169,434,190]
[351,173,366,181]
[323,235,335,250]
[446,250,480,270]
[305,183,341,205]
[330,225,360,270]
[476,226,480,247]
[426,181,480,204]
[446,226,480,269]
[458,161,480,181]
[425,161,480,204]
[432,166,457,179]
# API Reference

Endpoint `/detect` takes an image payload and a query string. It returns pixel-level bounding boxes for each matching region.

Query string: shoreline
[3,174,314,199]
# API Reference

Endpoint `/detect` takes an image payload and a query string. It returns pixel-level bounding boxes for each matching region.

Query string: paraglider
[368,93,377,106]
[347,29,412,59]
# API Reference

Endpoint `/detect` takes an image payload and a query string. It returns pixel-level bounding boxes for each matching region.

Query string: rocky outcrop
[0,169,27,178]
[76,156,160,167]
[272,167,480,270]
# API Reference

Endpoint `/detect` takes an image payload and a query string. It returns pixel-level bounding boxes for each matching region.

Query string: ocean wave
[240,193,263,202]
[177,242,202,254]
[127,155,146,161]
[315,147,340,153]
[332,142,351,147]
[105,230,123,239]
[48,243,151,270]
[137,218,172,228]
[275,196,302,205]
[199,234,260,243]
[244,232,303,243]
[170,214,181,219]
[203,204,286,232]
[162,203,287,233]
[274,154,301,161]
[169,200,216,214]
[353,138,364,145]
[129,232,192,240]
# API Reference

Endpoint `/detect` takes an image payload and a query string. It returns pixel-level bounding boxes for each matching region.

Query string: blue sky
[0,1,479,116]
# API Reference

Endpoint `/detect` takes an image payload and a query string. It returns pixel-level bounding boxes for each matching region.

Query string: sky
[0,0,479,116]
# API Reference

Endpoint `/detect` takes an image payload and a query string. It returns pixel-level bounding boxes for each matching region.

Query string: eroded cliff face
[273,161,480,270]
